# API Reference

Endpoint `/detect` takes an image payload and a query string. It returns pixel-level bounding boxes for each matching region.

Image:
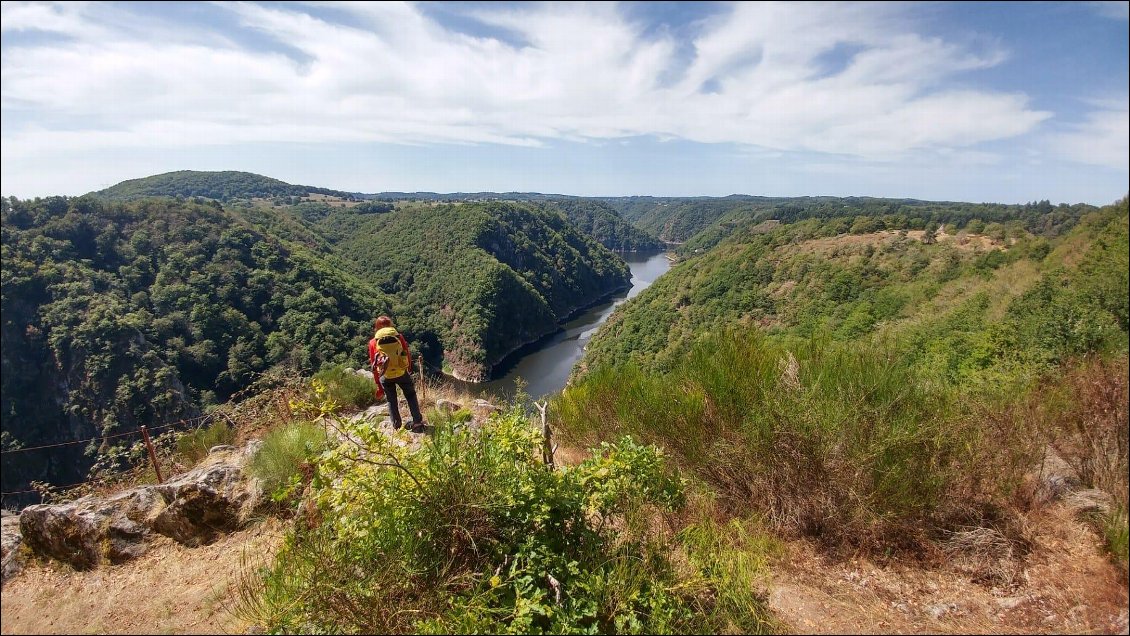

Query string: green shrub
[313,364,376,411]
[238,410,774,634]
[174,419,236,465]
[249,421,330,502]
[425,406,473,429]
[555,330,1035,551]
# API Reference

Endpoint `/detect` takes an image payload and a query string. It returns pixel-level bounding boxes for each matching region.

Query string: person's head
[374,315,393,330]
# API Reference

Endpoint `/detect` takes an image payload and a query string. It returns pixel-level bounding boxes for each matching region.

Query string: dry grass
[1053,356,1129,508]
[0,519,286,635]
[767,501,1128,635]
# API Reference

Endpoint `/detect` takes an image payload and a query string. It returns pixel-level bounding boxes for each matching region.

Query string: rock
[19,486,166,570]
[18,442,262,569]
[926,602,959,620]
[471,399,503,415]
[1038,445,1080,501]
[995,596,1025,610]
[351,368,372,378]
[364,403,390,417]
[2,511,25,584]
[209,444,236,454]
[1064,488,1114,516]
[151,446,262,547]
[435,399,463,413]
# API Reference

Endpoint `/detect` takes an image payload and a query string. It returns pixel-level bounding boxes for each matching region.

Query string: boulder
[471,399,503,416]
[151,446,262,546]
[2,511,25,583]
[17,442,262,569]
[1037,445,1080,502]
[19,486,165,569]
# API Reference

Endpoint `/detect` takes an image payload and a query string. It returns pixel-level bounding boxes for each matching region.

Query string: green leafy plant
[238,409,774,634]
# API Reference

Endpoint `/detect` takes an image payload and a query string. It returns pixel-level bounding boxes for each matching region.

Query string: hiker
[369,316,426,432]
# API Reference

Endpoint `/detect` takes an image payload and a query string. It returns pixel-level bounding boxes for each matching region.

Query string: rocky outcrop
[2,510,25,583]
[17,443,262,570]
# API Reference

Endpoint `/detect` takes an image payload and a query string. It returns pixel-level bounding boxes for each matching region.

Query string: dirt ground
[0,519,285,635]
[767,503,1129,635]
[3,502,1124,635]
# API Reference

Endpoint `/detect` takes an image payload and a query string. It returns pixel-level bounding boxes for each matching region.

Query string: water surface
[453,251,671,401]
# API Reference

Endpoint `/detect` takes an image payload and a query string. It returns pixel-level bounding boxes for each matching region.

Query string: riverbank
[442,251,672,400]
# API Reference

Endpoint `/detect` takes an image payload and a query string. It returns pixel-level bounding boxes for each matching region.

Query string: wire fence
[0,413,218,507]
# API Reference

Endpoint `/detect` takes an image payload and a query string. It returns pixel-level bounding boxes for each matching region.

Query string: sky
[1,1,1127,204]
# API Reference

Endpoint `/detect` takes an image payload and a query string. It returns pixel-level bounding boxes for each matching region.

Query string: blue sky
[2,1,1127,204]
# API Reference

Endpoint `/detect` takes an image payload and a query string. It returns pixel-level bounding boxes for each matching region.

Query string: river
[449,251,671,401]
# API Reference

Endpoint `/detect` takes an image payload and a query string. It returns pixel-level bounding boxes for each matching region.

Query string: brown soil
[0,519,285,635]
[766,503,1129,634]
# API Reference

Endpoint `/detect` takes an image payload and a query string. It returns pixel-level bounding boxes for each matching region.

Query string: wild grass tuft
[312,364,377,411]
[248,421,330,504]
[174,419,236,466]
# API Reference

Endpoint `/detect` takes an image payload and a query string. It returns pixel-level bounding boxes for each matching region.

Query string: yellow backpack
[374,327,409,379]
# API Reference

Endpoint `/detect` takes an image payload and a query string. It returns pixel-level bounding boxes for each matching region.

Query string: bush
[248,421,330,503]
[1102,506,1129,568]
[312,364,377,411]
[174,419,236,465]
[238,410,774,634]
[555,330,1039,552]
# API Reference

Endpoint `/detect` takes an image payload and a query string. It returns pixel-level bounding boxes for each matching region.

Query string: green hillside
[91,170,355,202]
[544,198,663,251]
[1,195,393,499]
[556,197,1127,556]
[279,199,631,380]
[580,199,1116,375]
[601,195,1092,251]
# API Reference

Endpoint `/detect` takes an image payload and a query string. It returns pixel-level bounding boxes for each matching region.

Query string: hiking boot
[409,421,427,434]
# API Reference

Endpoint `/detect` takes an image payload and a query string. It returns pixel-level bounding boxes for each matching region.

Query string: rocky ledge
[12,442,263,573]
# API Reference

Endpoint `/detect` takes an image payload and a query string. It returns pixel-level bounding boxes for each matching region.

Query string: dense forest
[540,198,664,251]
[0,195,391,500]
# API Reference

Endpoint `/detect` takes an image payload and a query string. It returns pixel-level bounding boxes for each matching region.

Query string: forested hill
[91,170,356,202]
[93,172,663,252]
[580,197,1127,376]
[599,195,1093,249]
[1,192,632,499]
[276,199,631,381]
[543,199,663,251]
[1,196,393,501]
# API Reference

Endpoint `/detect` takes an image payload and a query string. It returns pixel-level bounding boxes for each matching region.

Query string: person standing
[369,316,426,432]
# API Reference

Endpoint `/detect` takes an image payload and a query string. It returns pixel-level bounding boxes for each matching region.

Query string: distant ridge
[91,170,355,202]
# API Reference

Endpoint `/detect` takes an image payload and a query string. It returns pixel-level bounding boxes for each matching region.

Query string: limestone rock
[19,486,166,570]
[471,399,503,416]
[151,446,262,547]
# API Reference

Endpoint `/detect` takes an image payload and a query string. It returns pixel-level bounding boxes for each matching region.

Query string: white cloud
[1086,1,1130,20]
[1048,99,1130,168]
[0,1,1060,166]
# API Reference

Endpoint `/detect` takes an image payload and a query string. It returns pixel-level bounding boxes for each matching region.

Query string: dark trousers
[380,372,423,428]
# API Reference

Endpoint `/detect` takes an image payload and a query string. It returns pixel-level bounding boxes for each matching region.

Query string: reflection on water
[448,251,671,401]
